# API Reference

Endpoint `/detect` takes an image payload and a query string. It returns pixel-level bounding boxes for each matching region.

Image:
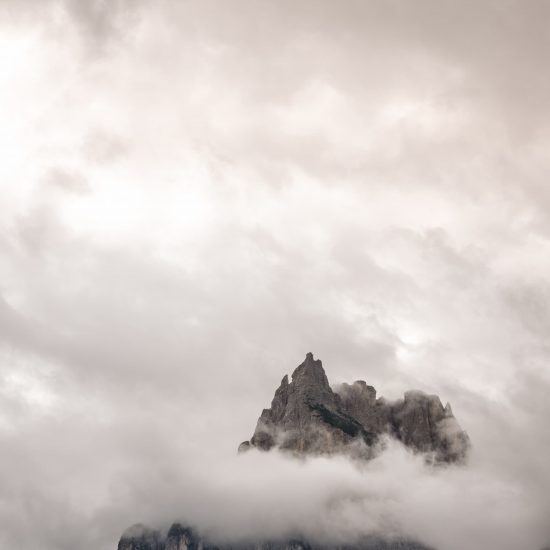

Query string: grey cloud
[503,281,550,341]
[1,1,550,550]
[81,130,128,164]
[43,167,91,194]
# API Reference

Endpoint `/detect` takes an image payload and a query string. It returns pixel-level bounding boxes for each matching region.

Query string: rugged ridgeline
[239,353,469,463]
[118,524,433,550]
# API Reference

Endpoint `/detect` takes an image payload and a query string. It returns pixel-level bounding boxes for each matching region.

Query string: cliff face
[244,353,376,456]
[239,353,469,463]
[118,524,433,550]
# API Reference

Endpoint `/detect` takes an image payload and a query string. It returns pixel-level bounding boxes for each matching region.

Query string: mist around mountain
[120,354,466,550]
[116,353,550,550]
[119,354,535,550]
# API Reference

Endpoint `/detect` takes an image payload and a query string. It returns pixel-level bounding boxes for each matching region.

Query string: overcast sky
[1,1,550,549]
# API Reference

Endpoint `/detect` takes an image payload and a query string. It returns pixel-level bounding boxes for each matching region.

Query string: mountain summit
[239,353,469,463]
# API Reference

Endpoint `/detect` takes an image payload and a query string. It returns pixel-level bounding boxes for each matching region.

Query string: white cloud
[1,1,550,549]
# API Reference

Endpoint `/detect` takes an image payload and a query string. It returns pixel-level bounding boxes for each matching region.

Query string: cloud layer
[1,1,550,549]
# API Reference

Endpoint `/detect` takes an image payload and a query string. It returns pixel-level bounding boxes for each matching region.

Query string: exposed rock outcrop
[118,524,164,550]
[244,353,376,456]
[239,353,469,463]
[118,524,433,550]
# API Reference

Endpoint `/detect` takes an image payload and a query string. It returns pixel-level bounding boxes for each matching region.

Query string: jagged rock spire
[239,354,469,463]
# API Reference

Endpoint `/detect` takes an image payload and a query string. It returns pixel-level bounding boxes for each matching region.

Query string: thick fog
[1,1,550,549]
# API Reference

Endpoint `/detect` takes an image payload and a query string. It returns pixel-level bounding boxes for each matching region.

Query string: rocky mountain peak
[290,353,335,406]
[240,354,470,463]
[292,352,325,380]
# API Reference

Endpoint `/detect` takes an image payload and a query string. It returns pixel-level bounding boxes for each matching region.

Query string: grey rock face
[118,524,199,550]
[118,524,433,550]
[391,391,470,463]
[118,524,164,550]
[241,354,469,463]
[248,353,377,457]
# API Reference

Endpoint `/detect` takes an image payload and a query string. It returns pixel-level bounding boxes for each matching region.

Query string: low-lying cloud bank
[2,384,550,550]
[109,437,550,550]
